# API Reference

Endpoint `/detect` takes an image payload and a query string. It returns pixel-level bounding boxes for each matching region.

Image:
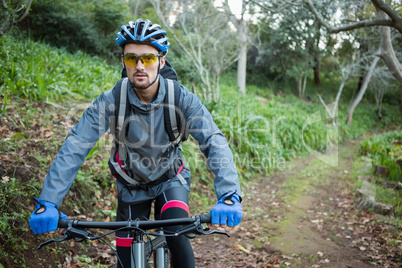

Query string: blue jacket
[39,76,241,207]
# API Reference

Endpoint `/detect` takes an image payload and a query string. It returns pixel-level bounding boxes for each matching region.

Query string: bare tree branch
[371,0,402,29]
[150,0,239,102]
[303,0,401,34]
[0,0,33,36]
[15,0,33,23]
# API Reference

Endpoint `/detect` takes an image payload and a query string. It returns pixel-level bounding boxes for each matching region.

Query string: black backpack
[108,60,188,186]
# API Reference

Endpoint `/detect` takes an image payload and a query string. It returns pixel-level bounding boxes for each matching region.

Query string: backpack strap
[109,78,140,185]
[164,79,188,146]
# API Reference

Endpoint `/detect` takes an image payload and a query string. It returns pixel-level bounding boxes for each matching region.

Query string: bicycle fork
[154,230,167,267]
[131,234,146,268]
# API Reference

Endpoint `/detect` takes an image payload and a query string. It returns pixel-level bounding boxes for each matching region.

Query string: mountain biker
[29,19,242,268]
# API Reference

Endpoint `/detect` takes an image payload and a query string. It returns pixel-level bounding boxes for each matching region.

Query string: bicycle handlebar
[58,213,212,230]
[38,213,228,250]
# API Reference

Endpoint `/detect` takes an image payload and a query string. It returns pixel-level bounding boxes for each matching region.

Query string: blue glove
[29,197,68,234]
[210,191,242,226]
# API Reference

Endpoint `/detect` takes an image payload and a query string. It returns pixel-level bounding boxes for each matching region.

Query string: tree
[0,0,33,37]
[318,62,353,126]
[347,47,382,125]
[219,0,249,95]
[304,0,402,34]
[304,0,402,124]
[150,0,239,103]
[251,0,334,97]
[304,0,402,86]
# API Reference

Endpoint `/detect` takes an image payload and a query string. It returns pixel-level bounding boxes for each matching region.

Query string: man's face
[122,43,166,90]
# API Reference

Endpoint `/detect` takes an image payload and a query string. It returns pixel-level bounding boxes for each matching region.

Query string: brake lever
[37,227,94,250]
[197,226,231,237]
[37,231,71,250]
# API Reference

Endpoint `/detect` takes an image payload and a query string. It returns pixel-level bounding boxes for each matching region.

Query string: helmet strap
[147,57,161,88]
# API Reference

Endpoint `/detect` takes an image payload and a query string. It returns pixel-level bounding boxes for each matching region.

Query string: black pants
[116,186,195,268]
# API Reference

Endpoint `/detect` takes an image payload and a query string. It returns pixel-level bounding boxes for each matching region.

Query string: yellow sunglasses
[122,53,161,67]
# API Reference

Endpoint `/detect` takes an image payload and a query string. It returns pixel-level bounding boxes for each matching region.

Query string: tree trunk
[318,68,349,126]
[377,88,384,119]
[0,16,11,36]
[356,71,364,93]
[237,19,247,95]
[302,72,308,97]
[347,48,381,125]
[0,0,33,37]
[297,73,302,98]
[377,10,402,87]
[313,56,320,85]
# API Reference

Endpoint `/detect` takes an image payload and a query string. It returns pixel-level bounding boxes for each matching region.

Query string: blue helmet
[116,19,169,55]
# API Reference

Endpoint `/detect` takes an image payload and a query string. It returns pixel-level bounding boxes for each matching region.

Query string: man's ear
[121,57,125,68]
[160,56,166,69]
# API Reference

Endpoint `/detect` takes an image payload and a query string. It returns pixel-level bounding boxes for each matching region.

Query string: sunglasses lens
[124,55,139,67]
[123,54,159,67]
[141,54,158,66]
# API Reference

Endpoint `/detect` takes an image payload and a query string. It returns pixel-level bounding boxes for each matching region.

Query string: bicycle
[37,213,230,268]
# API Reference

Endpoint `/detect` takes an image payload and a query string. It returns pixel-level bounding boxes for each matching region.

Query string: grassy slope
[0,36,401,267]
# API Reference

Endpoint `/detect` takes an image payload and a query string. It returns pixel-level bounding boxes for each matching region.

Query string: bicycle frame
[38,214,229,268]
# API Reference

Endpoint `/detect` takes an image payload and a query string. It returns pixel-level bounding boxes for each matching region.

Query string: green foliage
[21,0,99,52]
[93,0,126,35]
[211,80,330,176]
[17,0,127,60]
[359,130,402,182]
[0,35,120,103]
[373,181,402,216]
[170,55,203,89]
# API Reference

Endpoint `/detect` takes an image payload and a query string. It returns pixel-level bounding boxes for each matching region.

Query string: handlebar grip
[58,218,71,228]
[199,213,211,223]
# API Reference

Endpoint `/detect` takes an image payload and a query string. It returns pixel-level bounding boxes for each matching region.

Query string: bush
[17,0,126,60]
[359,130,402,182]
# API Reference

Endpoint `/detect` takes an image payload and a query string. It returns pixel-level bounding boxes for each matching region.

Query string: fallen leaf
[234,244,250,254]
[282,255,294,260]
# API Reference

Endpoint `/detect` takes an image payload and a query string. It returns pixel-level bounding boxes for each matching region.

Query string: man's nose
[136,59,145,70]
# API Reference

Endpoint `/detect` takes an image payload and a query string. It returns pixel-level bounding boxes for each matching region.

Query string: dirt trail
[192,141,400,267]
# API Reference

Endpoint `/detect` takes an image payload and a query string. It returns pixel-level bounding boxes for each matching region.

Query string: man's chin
[132,80,151,90]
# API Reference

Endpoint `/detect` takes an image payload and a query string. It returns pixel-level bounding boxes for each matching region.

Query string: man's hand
[210,191,242,227]
[29,197,68,234]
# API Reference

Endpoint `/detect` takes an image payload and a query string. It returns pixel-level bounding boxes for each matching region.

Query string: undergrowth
[359,130,402,182]
[0,35,120,114]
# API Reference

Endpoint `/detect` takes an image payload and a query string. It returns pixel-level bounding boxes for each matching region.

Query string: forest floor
[1,100,401,268]
[191,141,402,268]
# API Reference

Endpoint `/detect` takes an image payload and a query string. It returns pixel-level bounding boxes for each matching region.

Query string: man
[29,19,242,268]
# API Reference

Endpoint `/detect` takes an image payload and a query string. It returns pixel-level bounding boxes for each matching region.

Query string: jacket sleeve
[39,90,114,207]
[180,86,241,200]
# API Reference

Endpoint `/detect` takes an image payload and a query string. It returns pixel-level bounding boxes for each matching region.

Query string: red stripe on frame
[116,237,133,247]
[161,200,189,215]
